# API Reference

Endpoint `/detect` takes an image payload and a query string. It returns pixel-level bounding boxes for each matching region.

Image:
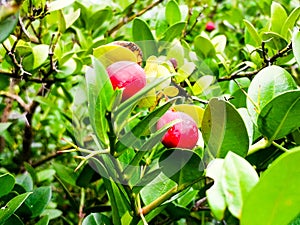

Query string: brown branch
[107,0,165,36]
[0,91,29,112]
[218,42,293,82]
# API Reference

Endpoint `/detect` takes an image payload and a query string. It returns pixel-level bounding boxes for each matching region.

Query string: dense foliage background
[1,0,300,224]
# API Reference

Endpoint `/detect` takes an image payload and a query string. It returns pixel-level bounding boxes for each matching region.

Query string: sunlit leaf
[241,148,300,225]
[257,90,300,141]
[202,98,249,158]
[270,2,287,33]
[165,0,181,25]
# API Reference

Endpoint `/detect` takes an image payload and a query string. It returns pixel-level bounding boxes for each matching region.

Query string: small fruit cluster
[105,43,198,150]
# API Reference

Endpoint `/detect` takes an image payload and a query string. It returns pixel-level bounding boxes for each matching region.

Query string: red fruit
[106,61,147,101]
[205,21,215,32]
[157,110,199,149]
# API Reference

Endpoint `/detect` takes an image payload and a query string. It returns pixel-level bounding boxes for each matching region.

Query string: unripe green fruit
[106,61,147,101]
[157,110,199,149]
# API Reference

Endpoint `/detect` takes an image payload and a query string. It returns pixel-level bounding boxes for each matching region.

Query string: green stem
[272,141,289,152]
[141,185,178,215]
[78,188,85,225]
[247,138,271,155]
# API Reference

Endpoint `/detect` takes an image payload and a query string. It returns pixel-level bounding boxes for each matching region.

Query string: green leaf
[270,2,287,33]
[82,213,111,225]
[281,6,300,39]
[0,192,31,225]
[194,35,216,59]
[0,123,12,135]
[159,149,205,187]
[0,12,18,43]
[262,32,288,50]
[88,8,112,31]
[24,186,52,218]
[257,90,300,141]
[241,148,300,225]
[243,19,261,47]
[165,0,181,25]
[292,30,300,67]
[202,98,249,158]
[36,215,49,225]
[247,65,297,122]
[173,104,205,128]
[86,57,114,147]
[222,152,259,219]
[206,159,226,220]
[65,9,81,29]
[132,18,157,58]
[48,0,75,12]
[160,22,186,43]
[0,173,15,198]
[2,214,24,225]
[32,45,49,69]
[52,162,78,186]
[140,173,176,205]
[16,173,33,192]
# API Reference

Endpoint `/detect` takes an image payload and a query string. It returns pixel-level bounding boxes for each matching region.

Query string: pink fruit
[106,61,147,101]
[157,110,199,149]
[205,21,215,32]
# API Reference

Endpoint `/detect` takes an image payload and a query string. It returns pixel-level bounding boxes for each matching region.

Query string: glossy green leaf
[241,148,300,225]
[159,149,205,187]
[140,173,176,205]
[88,8,112,31]
[161,22,186,43]
[211,35,227,53]
[165,0,181,25]
[262,32,288,50]
[36,215,49,225]
[247,65,297,122]
[2,214,24,225]
[243,19,261,47]
[0,123,12,134]
[82,213,111,225]
[270,2,287,33]
[86,57,114,147]
[281,6,300,39]
[0,192,31,224]
[64,9,81,29]
[206,159,226,220]
[194,35,216,59]
[48,0,75,12]
[292,30,300,67]
[132,18,157,58]
[0,12,18,43]
[16,173,33,192]
[202,98,249,158]
[32,45,49,69]
[257,90,300,141]
[52,162,77,186]
[222,152,259,219]
[24,186,52,218]
[0,173,15,198]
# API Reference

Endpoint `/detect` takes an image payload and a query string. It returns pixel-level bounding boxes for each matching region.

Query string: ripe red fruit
[205,21,215,32]
[106,61,147,101]
[157,110,199,149]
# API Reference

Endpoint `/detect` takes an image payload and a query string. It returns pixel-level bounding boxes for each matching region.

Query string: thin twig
[107,0,165,36]
[0,91,29,111]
